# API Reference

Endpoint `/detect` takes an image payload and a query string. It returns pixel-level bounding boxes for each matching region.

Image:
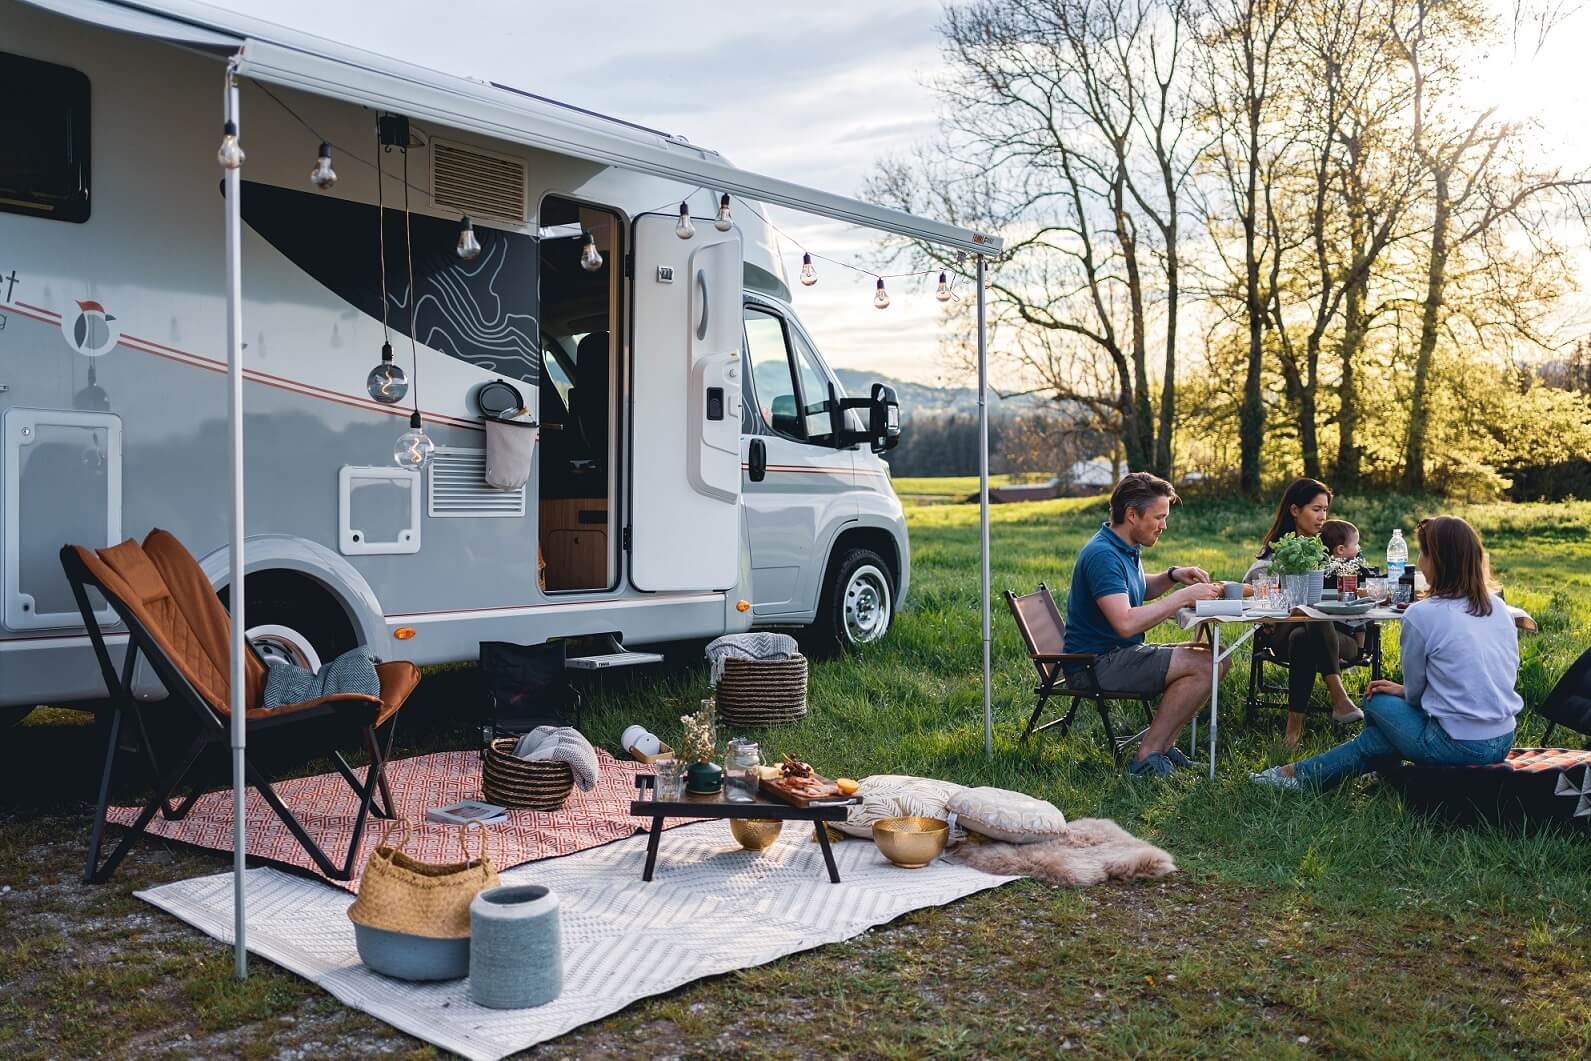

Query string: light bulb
[799,252,817,286]
[366,342,409,404]
[394,411,434,469]
[217,120,244,169]
[675,201,695,240]
[936,271,952,302]
[873,277,891,310]
[580,232,604,272]
[310,142,337,188]
[456,216,482,260]
[714,193,733,232]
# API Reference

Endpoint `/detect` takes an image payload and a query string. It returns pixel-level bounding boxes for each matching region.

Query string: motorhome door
[628,214,743,591]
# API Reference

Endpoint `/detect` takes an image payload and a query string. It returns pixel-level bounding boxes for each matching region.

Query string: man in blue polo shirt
[1065,472,1226,778]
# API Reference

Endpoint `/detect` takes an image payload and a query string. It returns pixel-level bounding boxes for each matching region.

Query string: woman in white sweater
[1253,516,1521,789]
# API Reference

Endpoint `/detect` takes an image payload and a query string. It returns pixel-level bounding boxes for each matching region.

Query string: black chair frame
[1243,620,1384,719]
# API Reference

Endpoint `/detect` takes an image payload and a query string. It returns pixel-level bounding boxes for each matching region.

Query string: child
[1321,519,1360,565]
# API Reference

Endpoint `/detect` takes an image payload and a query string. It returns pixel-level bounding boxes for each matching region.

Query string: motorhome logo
[62,300,120,357]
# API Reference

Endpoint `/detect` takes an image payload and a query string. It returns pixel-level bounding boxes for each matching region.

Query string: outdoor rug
[137,821,1019,1059]
[108,749,686,890]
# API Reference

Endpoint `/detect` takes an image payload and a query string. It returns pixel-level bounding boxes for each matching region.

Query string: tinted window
[788,327,836,444]
[745,308,802,439]
[0,52,90,223]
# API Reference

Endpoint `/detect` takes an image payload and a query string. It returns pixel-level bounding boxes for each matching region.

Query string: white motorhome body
[0,0,914,711]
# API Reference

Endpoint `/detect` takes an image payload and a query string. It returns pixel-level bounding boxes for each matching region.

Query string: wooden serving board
[759,773,851,808]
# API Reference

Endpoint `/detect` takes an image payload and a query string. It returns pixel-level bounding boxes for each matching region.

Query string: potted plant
[1270,531,1328,605]
[680,699,723,794]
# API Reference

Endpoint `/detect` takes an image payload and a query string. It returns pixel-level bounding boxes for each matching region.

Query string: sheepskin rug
[951,818,1176,886]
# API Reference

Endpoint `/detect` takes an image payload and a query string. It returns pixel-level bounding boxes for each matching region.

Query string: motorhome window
[789,328,835,445]
[0,52,91,223]
[744,308,803,439]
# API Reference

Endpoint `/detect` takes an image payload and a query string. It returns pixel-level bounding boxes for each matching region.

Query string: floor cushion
[947,786,1068,844]
[1379,747,1591,828]
[837,774,966,841]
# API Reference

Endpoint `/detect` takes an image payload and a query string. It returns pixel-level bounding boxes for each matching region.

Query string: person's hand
[1365,679,1404,700]
[1178,581,1222,605]
[1175,566,1213,585]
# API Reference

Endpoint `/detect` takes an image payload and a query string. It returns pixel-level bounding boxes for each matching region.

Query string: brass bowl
[872,816,950,869]
[729,818,784,851]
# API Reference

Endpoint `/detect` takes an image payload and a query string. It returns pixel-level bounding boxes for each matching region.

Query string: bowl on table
[872,816,950,869]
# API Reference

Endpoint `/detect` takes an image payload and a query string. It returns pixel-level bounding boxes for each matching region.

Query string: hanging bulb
[394,410,435,469]
[217,120,244,169]
[799,253,818,287]
[366,341,409,404]
[310,142,337,189]
[873,277,891,310]
[580,232,604,272]
[714,193,733,232]
[936,271,953,302]
[456,216,482,260]
[675,201,695,240]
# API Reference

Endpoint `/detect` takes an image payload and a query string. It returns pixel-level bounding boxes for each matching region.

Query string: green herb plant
[1270,531,1329,574]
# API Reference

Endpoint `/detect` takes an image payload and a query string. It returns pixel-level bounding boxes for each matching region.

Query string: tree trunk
[1334,274,1367,488]
[1299,337,1321,482]
[1155,256,1178,480]
[1403,189,1449,493]
[1239,28,1265,499]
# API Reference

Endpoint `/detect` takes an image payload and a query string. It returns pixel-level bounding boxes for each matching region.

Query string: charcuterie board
[759,773,853,808]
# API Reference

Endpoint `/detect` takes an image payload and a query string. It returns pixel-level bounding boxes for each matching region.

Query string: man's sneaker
[1126,752,1175,779]
[1250,765,1300,791]
[1165,746,1196,770]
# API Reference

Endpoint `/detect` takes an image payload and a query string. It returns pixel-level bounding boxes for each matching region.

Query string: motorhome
[0,0,921,720]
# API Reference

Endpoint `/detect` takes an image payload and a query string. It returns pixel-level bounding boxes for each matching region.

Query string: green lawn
[3,491,1589,1057]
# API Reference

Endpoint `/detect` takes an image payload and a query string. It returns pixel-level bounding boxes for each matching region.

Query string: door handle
[695,269,709,340]
[748,437,766,482]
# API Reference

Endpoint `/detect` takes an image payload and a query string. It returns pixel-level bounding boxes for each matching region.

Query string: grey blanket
[512,726,600,792]
[704,632,799,686]
[261,647,380,709]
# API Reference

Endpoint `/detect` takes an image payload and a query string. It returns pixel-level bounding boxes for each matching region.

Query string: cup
[1222,581,1244,600]
[654,758,687,800]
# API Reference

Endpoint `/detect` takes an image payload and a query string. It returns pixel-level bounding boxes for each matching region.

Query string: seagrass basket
[716,654,808,726]
[481,737,575,810]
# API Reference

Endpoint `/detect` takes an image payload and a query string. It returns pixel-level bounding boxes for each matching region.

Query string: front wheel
[809,548,894,656]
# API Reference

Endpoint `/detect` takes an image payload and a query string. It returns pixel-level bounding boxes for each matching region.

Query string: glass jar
[723,738,762,803]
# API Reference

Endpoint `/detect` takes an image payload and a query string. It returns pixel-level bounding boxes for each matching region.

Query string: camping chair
[1005,583,1157,761]
[1243,621,1383,719]
[1378,646,1591,828]
[62,529,420,883]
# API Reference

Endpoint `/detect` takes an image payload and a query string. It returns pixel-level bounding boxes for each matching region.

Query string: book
[426,799,508,826]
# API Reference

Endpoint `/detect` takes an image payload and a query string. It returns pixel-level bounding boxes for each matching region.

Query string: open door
[628,213,743,591]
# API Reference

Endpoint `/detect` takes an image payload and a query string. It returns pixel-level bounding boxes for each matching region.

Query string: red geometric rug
[107,749,690,891]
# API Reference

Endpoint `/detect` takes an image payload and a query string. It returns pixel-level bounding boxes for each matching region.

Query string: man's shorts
[1067,643,1174,696]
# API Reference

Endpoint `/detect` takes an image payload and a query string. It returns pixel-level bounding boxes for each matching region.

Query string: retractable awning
[22,0,240,49]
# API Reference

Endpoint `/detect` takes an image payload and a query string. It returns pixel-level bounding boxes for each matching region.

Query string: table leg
[641,816,664,882]
[1208,624,1220,781]
[814,822,841,883]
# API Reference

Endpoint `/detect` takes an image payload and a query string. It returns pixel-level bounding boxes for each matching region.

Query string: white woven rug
[137,822,1016,1059]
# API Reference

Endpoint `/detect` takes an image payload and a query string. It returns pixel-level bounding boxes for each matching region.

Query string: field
[3,491,1590,1057]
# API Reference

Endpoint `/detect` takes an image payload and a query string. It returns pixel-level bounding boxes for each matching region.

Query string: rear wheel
[218,575,358,672]
[809,547,894,656]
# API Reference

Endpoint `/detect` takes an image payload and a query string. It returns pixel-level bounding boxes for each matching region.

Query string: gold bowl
[872,816,950,868]
[729,818,784,851]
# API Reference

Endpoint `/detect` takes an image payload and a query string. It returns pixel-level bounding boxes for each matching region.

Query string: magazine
[425,799,508,826]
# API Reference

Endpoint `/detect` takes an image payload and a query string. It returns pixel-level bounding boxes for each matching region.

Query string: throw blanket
[262,646,379,709]
[705,632,798,686]
[952,818,1175,887]
[512,726,600,791]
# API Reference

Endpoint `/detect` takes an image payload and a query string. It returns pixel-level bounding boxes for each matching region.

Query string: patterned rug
[137,823,1018,1059]
[107,749,686,890]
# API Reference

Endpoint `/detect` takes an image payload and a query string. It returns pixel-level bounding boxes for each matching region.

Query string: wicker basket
[716,654,808,726]
[481,738,575,810]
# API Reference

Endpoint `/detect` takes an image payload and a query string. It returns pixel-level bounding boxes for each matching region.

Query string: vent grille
[432,140,528,223]
[428,448,526,518]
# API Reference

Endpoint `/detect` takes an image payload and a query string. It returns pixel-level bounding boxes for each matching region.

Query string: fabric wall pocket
[483,413,538,491]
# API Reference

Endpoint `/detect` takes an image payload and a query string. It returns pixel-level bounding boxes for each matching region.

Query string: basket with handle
[347,820,500,940]
[482,736,575,809]
[716,654,808,726]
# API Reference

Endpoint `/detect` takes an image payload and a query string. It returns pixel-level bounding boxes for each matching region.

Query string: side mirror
[829,381,902,453]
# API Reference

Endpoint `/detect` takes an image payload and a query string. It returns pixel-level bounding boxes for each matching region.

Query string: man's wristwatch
[1166,566,1180,584]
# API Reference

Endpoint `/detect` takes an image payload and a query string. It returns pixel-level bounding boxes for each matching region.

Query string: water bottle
[1386,529,1408,579]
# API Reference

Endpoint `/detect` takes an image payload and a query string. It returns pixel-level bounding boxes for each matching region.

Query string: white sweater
[1400,594,1522,741]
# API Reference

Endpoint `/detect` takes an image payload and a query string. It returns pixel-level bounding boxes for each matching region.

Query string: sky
[208,0,1591,386]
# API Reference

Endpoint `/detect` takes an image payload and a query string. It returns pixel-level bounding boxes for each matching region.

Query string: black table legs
[814,823,840,883]
[642,816,664,882]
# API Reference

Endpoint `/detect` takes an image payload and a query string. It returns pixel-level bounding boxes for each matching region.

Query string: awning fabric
[21,0,240,50]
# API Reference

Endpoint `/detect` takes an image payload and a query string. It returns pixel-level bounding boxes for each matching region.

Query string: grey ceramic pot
[469,884,562,1009]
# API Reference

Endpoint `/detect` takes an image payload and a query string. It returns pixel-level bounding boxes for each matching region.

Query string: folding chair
[62,529,421,883]
[1005,583,1158,761]
[1243,621,1383,719]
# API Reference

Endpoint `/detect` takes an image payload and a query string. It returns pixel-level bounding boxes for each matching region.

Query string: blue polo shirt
[1064,523,1147,657]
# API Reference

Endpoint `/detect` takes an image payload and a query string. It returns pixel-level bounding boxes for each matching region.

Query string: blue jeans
[1292,693,1513,788]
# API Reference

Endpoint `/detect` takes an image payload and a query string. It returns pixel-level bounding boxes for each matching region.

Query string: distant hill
[833,369,1048,419]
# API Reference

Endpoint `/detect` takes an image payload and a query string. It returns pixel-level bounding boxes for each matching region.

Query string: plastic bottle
[1386,528,1408,578]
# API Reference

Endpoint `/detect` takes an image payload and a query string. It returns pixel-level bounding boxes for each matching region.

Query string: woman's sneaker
[1250,765,1300,790]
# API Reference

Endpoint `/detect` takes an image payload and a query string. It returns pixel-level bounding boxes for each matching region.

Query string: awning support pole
[977,255,992,758]
[222,58,248,982]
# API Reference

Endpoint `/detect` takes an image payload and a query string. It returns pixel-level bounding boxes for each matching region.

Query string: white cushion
[836,774,966,841]
[946,786,1067,843]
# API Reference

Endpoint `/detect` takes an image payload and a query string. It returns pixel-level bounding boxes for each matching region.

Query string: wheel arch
[823,525,901,596]
[195,535,388,653]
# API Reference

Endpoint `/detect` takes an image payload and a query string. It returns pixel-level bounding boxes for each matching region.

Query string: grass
[2,490,1589,1057]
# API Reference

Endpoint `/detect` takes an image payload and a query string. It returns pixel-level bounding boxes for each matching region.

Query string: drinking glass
[654,758,687,800]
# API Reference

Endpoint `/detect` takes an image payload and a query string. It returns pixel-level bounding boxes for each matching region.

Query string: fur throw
[952,818,1175,887]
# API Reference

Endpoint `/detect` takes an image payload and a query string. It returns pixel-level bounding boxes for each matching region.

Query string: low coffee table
[630,774,858,883]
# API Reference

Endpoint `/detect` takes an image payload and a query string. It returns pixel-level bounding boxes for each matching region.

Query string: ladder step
[564,651,664,670]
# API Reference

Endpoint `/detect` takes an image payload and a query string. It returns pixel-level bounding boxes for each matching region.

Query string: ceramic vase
[686,760,724,794]
[1281,570,1326,606]
[468,885,561,1009]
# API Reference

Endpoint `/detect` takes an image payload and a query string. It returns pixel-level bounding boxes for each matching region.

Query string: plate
[1312,597,1378,615]
[1242,607,1290,619]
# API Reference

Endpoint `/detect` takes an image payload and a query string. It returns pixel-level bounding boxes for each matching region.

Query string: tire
[224,587,358,672]
[808,547,895,656]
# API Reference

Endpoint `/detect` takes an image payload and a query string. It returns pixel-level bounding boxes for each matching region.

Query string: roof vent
[428,447,526,518]
[432,139,527,224]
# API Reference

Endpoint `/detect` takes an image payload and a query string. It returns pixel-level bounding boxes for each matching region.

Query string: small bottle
[1386,529,1408,579]
[1397,562,1416,605]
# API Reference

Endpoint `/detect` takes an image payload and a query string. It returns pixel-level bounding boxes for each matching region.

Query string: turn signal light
[394,627,417,641]
[735,600,751,613]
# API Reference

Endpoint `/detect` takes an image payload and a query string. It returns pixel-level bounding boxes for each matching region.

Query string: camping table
[1176,600,1538,781]
[630,774,859,883]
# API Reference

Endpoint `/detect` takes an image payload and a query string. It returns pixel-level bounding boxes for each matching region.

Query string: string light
[456,216,482,260]
[936,271,952,302]
[580,232,604,272]
[394,410,434,469]
[366,341,408,403]
[714,193,733,232]
[800,253,817,286]
[395,129,433,469]
[873,277,891,310]
[310,142,337,188]
[217,120,244,169]
[675,201,695,240]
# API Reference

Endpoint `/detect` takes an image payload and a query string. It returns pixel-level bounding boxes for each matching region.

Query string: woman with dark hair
[1254,516,1521,789]
[1244,477,1364,745]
